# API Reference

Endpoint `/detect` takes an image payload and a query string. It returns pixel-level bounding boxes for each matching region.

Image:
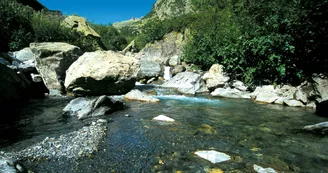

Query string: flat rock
[283,99,305,107]
[253,164,278,173]
[124,89,160,102]
[194,150,231,163]
[153,115,175,122]
[211,88,251,99]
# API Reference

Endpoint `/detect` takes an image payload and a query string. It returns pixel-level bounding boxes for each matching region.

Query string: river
[0,86,327,172]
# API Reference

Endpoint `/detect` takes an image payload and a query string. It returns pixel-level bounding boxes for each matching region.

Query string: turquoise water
[1,91,328,172]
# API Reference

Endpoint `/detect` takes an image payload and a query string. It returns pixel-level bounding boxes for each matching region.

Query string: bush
[91,24,127,51]
[0,0,100,52]
[0,0,34,51]
[183,0,327,85]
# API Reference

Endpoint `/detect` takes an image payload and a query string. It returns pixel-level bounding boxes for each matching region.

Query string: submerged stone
[153,115,175,122]
[194,150,231,163]
[303,121,328,134]
[253,164,277,173]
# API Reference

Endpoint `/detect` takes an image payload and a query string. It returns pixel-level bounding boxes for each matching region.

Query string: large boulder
[162,72,206,95]
[63,95,124,120]
[313,76,328,103]
[202,64,230,91]
[65,51,139,96]
[62,16,100,38]
[251,85,281,104]
[30,42,83,93]
[61,16,103,50]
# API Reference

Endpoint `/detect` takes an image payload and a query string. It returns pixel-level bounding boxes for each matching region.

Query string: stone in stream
[124,89,160,102]
[211,88,251,99]
[253,164,278,173]
[283,99,305,107]
[194,150,231,163]
[202,64,230,91]
[162,72,207,95]
[63,95,124,120]
[303,121,328,134]
[153,115,175,122]
[251,85,279,103]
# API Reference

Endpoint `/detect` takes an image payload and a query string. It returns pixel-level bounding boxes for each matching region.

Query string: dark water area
[0,97,85,150]
[1,90,328,172]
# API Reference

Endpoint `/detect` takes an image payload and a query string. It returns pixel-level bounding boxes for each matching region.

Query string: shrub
[0,0,34,51]
[91,24,127,51]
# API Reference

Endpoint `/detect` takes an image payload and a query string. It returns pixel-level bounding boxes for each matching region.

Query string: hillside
[1,0,327,86]
[146,0,193,20]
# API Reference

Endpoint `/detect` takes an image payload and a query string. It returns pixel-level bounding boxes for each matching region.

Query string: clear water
[1,90,328,173]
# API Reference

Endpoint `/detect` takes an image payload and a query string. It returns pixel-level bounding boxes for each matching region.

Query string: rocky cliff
[147,0,193,20]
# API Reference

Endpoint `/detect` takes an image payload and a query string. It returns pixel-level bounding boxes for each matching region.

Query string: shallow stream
[1,87,327,172]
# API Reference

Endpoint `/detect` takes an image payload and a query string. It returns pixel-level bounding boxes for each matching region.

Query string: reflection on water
[1,92,328,172]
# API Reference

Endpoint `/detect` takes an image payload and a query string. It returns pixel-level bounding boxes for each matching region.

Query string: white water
[163,66,172,80]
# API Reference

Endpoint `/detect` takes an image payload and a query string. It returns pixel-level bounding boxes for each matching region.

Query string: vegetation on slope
[1,0,327,86]
[0,0,125,52]
[127,0,328,85]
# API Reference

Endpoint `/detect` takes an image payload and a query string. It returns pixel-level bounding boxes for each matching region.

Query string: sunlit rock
[283,99,305,107]
[153,115,175,122]
[202,64,230,91]
[232,80,248,91]
[65,51,139,96]
[30,42,83,92]
[211,88,251,99]
[162,72,205,95]
[124,89,160,102]
[251,85,279,103]
[253,164,277,173]
[194,150,231,163]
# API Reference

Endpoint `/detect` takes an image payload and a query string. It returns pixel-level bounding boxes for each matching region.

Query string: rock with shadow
[63,95,124,120]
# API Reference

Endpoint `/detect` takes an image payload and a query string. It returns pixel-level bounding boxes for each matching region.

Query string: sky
[39,0,157,24]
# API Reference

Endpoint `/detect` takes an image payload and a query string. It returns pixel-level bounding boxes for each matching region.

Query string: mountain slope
[147,0,193,20]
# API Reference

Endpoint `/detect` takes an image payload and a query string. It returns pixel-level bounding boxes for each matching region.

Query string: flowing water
[1,87,328,173]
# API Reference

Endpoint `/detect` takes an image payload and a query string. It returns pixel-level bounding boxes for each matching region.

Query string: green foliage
[183,0,328,85]
[0,0,34,51]
[31,10,99,52]
[0,0,100,52]
[129,14,196,50]
[91,24,127,51]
